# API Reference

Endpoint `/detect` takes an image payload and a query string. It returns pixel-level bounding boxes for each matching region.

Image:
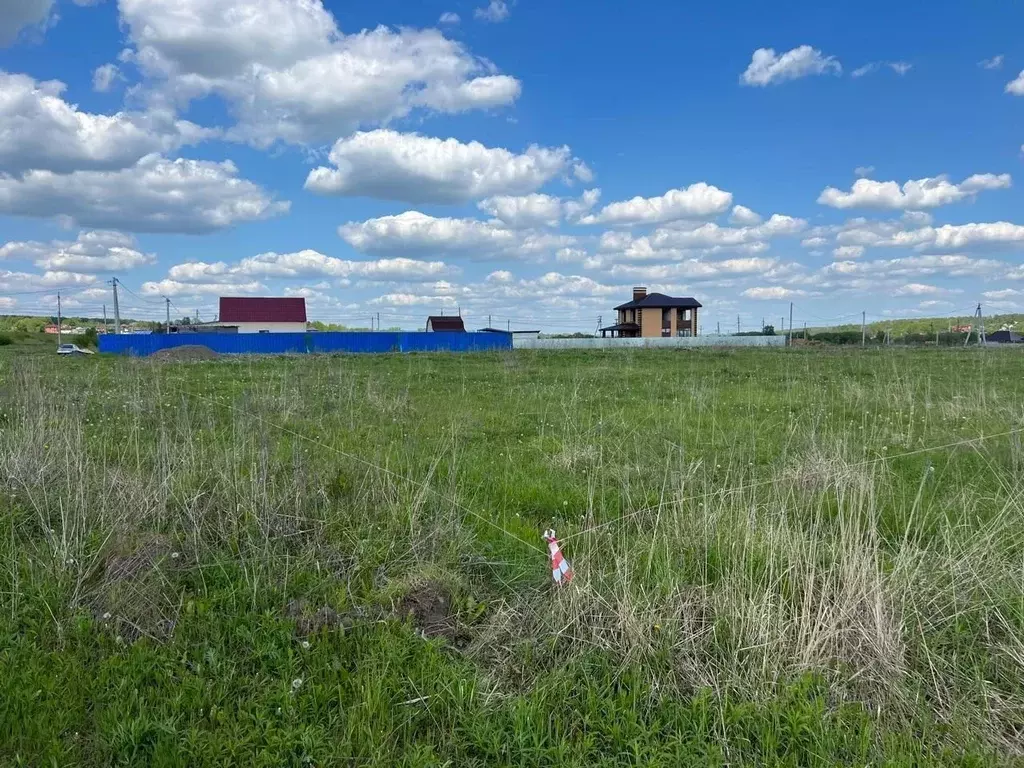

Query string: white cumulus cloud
[979,55,1004,70]
[0,268,96,292]
[740,45,841,86]
[818,173,1011,210]
[236,251,452,281]
[0,70,212,173]
[607,257,779,282]
[893,283,954,296]
[474,0,509,22]
[1007,71,1024,96]
[600,214,806,261]
[729,204,762,225]
[147,251,452,300]
[741,286,811,300]
[305,130,571,204]
[0,230,155,272]
[92,63,122,92]
[478,188,599,228]
[0,154,289,233]
[117,0,521,146]
[983,288,1023,300]
[581,183,732,226]
[439,11,460,24]
[141,278,266,297]
[832,245,865,259]
[339,210,576,260]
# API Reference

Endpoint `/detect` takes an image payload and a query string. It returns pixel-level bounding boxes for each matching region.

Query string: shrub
[0,333,11,346]
[72,328,99,349]
[807,330,864,345]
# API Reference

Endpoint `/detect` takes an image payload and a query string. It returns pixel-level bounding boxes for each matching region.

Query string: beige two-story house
[600,287,701,338]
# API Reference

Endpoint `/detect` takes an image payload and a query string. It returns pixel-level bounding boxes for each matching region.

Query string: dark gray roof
[987,330,1022,343]
[599,322,640,332]
[478,327,540,334]
[614,293,702,310]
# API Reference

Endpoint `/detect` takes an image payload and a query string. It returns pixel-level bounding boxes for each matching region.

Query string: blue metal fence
[99,331,512,356]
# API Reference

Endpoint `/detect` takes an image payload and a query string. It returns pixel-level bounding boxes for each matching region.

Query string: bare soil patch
[150,345,219,362]
[84,534,184,642]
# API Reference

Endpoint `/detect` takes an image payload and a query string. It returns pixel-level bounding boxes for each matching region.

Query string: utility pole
[377,312,380,331]
[861,311,866,347]
[488,314,492,328]
[103,303,108,334]
[507,319,511,332]
[788,303,794,347]
[111,277,121,335]
[737,315,740,334]
[804,322,807,340]
[761,317,765,332]
[965,303,986,347]
[716,321,721,335]
[165,296,171,334]
[57,291,62,347]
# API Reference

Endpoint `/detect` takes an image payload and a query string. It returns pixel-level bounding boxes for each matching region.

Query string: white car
[57,343,94,356]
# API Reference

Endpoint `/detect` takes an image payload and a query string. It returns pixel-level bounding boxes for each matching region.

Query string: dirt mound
[84,534,185,643]
[150,345,219,361]
[399,581,471,645]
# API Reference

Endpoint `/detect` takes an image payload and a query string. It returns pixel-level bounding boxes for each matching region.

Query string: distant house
[987,330,1023,344]
[600,287,702,338]
[213,297,307,334]
[426,315,465,332]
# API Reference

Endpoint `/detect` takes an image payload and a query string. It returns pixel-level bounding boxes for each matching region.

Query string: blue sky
[1,0,1022,332]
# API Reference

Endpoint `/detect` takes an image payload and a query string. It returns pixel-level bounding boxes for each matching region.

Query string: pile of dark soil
[399,581,470,645]
[150,345,219,361]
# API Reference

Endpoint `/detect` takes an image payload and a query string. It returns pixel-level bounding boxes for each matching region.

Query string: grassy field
[2,345,1023,765]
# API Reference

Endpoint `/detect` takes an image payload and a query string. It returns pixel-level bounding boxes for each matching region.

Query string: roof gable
[426,316,465,331]
[219,297,307,323]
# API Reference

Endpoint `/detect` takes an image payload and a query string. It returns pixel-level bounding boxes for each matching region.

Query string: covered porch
[599,322,640,338]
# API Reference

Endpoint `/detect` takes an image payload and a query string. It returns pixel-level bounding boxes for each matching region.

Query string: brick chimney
[633,286,647,302]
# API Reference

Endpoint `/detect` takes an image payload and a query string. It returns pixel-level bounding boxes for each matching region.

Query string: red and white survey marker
[543,529,573,585]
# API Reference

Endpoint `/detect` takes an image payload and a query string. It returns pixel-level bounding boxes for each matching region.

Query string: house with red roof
[214,297,308,334]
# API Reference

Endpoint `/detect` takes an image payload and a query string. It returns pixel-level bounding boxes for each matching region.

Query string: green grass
[2,347,1023,765]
